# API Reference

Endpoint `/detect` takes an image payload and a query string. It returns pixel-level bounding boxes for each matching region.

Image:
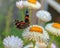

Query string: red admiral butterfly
[15,10,30,29]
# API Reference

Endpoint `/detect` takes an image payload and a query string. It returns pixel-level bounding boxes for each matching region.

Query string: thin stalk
[38,20,45,27]
[33,41,36,48]
[19,9,25,21]
[29,9,32,25]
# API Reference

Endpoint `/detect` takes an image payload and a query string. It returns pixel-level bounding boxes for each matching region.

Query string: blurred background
[0,0,60,48]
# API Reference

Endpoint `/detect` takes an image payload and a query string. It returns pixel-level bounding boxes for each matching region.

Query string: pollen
[28,0,36,4]
[30,26,43,33]
[52,23,60,29]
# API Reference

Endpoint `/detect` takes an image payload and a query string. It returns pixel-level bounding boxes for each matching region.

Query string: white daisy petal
[3,36,23,48]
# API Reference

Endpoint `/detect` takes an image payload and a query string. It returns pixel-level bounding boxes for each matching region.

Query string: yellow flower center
[52,23,60,29]
[28,0,36,4]
[30,26,43,33]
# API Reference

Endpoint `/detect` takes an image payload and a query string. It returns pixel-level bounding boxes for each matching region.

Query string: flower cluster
[3,0,59,48]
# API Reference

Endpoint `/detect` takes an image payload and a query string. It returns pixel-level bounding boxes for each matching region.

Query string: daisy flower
[36,10,52,22]
[23,0,41,9]
[16,0,24,9]
[36,10,52,26]
[3,36,23,48]
[22,25,49,43]
[45,23,60,36]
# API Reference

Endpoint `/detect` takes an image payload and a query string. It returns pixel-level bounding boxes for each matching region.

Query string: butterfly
[15,10,30,29]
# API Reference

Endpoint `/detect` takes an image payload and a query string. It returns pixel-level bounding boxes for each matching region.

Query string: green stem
[47,35,54,48]
[20,9,25,21]
[33,41,36,48]
[29,9,32,25]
